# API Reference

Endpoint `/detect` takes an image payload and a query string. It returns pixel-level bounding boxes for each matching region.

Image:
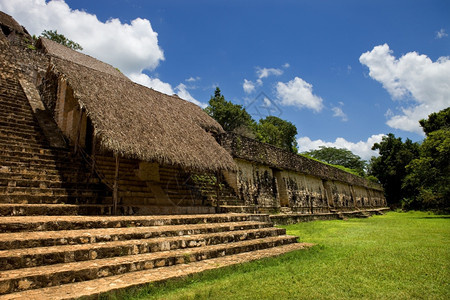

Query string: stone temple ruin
[0,12,387,298]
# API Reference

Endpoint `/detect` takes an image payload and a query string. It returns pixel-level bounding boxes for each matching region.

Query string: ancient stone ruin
[0,12,387,299]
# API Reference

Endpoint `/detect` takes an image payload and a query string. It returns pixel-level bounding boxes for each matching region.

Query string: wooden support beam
[113,153,120,215]
[215,172,221,211]
[74,107,84,154]
[90,134,97,176]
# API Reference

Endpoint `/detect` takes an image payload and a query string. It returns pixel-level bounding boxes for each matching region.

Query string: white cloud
[275,77,324,112]
[128,73,174,95]
[175,83,207,108]
[0,0,164,76]
[128,73,206,107]
[186,76,201,82]
[243,64,288,93]
[331,106,348,122]
[360,43,450,134]
[297,134,386,160]
[256,67,283,79]
[243,79,256,94]
[436,29,448,39]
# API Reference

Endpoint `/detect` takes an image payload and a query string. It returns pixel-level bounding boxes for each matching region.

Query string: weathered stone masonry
[219,133,386,213]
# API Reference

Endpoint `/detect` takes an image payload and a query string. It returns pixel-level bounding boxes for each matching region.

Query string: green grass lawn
[118,211,450,300]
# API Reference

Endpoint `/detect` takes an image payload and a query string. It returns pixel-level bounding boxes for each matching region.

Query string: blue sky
[1,0,449,159]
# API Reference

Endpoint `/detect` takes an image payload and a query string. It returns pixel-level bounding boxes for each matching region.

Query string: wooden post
[113,153,120,215]
[215,172,221,211]
[74,107,84,154]
[90,134,97,176]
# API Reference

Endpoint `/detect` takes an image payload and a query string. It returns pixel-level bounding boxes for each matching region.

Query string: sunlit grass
[112,211,450,300]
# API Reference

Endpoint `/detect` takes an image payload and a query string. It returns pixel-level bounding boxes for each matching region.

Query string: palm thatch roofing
[47,54,236,172]
[38,38,127,79]
[0,11,26,35]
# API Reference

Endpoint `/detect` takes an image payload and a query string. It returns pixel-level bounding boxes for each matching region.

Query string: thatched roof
[48,57,236,172]
[0,11,26,35]
[38,38,127,79]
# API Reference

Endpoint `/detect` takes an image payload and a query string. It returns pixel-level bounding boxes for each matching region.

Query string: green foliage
[369,133,420,207]
[204,88,299,152]
[303,146,367,176]
[419,107,450,135]
[40,29,83,50]
[370,107,450,211]
[123,212,449,300]
[204,87,255,134]
[402,108,450,211]
[255,116,298,153]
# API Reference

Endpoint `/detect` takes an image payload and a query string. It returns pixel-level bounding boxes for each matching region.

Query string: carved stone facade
[220,133,386,213]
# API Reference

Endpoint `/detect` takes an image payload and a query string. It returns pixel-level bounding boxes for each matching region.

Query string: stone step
[0,98,32,110]
[0,186,100,197]
[0,220,270,250]
[0,131,46,144]
[0,103,32,116]
[0,154,84,169]
[0,162,87,176]
[0,171,92,183]
[0,134,48,147]
[0,126,44,137]
[0,144,64,156]
[0,138,50,150]
[0,235,297,295]
[0,119,41,131]
[0,227,286,270]
[0,177,100,189]
[0,214,268,233]
[0,166,74,176]
[0,112,35,124]
[220,206,259,214]
[0,204,113,217]
[0,97,30,106]
[0,193,104,205]
[0,243,312,300]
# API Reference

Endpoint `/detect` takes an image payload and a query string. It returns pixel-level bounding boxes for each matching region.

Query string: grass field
[118,211,449,300]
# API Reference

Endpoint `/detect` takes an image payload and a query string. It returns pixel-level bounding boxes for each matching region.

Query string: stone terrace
[0,23,310,298]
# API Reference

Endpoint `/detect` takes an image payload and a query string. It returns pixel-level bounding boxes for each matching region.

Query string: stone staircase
[0,73,109,216]
[0,75,307,299]
[189,173,244,206]
[0,35,310,299]
[0,214,308,299]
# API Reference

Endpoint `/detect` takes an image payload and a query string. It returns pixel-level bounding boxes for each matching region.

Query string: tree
[419,107,450,135]
[256,116,298,153]
[303,146,367,175]
[41,30,83,51]
[204,88,300,151]
[369,134,420,207]
[403,108,450,211]
[204,87,255,134]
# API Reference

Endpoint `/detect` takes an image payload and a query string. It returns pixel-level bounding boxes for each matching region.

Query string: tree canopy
[303,146,367,176]
[419,107,450,135]
[256,116,298,153]
[402,108,450,211]
[40,30,83,51]
[369,107,450,211]
[204,87,299,153]
[204,87,254,133]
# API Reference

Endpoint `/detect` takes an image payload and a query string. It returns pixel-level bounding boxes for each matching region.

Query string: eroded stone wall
[220,133,387,212]
[278,171,328,213]
[234,159,278,208]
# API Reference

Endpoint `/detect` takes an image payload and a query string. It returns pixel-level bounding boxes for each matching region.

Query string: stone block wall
[234,159,278,208]
[220,133,386,212]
